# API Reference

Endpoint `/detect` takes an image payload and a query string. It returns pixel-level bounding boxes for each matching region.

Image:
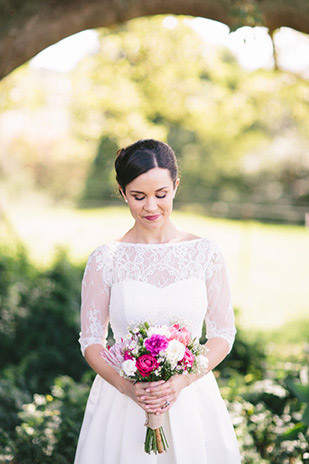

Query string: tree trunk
[0,0,308,80]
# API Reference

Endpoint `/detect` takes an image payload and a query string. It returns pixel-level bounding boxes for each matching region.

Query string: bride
[74,139,241,463]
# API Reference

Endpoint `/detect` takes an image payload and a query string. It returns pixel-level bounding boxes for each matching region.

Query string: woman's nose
[144,196,158,212]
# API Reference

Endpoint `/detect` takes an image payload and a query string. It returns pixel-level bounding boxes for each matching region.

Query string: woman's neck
[122,222,183,244]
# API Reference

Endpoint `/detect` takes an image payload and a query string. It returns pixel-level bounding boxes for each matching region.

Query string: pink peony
[183,347,195,368]
[136,354,159,377]
[144,334,169,356]
[168,324,190,346]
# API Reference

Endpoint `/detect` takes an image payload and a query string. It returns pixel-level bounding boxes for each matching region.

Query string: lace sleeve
[78,246,111,356]
[205,241,236,354]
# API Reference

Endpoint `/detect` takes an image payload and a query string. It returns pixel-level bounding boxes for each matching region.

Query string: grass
[2,203,309,332]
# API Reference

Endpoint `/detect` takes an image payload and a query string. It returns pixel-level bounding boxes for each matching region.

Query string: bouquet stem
[144,413,169,454]
[155,428,163,453]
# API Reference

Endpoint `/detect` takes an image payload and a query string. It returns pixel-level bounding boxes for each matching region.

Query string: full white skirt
[74,372,241,464]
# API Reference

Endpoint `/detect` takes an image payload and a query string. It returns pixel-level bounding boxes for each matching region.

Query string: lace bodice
[78,238,236,355]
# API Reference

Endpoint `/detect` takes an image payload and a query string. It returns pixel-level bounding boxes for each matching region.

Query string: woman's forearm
[204,337,230,371]
[187,337,230,386]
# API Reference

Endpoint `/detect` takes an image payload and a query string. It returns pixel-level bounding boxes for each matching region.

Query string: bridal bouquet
[99,321,208,455]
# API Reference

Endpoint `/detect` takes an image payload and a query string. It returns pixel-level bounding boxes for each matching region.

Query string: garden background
[0,11,308,464]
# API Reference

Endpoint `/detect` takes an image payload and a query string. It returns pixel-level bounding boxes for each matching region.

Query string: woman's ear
[118,186,128,203]
[173,178,180,198]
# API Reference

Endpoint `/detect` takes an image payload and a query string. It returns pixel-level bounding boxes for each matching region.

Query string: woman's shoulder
[178,232,221,249]
[173,230,221,249]
[85,242,114,265]
[181,232,201,242]
[87,233,222,253]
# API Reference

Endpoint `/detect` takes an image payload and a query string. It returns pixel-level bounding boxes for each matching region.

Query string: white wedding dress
[74,238,241,464]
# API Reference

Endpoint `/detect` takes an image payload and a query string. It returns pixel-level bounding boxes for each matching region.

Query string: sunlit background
[0,14,308,464]
[1,16,308,328]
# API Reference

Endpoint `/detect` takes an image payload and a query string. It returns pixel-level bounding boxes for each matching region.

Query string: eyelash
[134,194,166,201]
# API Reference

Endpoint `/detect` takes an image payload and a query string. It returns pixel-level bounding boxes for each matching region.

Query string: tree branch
[0,0,308,80]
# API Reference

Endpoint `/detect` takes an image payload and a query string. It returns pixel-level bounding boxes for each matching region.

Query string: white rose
[196,355,208,372]
[165,339,185,364]
[121,359,137,376]
[147,325,170,337]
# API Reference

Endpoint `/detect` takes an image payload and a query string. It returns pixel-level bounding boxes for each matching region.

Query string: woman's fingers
[135,385,170,401]
[136,400,167,413]
[131,376,186,414]
[145,385,170,396]
[142,395,170,406]
[145,381,165,388]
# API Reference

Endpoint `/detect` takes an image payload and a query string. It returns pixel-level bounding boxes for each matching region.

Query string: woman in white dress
[74,139,241,464]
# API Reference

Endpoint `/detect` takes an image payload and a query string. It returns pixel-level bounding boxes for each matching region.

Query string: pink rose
[136,354,159,377]
[144,335,169,356]
[168,324,190,346]
[183,347,195,368]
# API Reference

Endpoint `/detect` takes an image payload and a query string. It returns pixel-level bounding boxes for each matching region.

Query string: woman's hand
[119,379,165,413]
[121,375,191,414]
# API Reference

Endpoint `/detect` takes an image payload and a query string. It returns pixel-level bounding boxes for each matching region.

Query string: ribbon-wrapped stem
[144,412,169,454]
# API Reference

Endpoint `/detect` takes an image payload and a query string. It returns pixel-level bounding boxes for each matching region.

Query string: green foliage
[285,376,309,427]
[264,319,309,345]
[229,1,264,31]
[200,309,267,380]
[1,376,90,464]
[80,136,119,205]
[70,17,309,216]
[0,246,86,394]
[223,357,309,463]
[0,378,31,439]
[222,324,266,380]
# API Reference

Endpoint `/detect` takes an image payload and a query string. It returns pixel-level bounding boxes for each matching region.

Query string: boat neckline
[109,237,205,247]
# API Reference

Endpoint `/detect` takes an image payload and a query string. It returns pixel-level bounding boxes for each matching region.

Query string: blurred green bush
[0,246,87,394]
[227,364,309,464]
[1,376,90,464]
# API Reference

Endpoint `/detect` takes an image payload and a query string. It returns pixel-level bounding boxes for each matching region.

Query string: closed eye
[134,194,166,201]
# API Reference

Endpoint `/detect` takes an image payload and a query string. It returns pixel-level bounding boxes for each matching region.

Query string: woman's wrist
[116,376,132,395]
[186,369,207,386]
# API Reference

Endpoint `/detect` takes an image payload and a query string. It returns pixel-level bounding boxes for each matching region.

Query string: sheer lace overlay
[79,238,236,355]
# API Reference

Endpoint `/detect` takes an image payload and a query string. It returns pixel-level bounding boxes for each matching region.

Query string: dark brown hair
[115,139,178,194]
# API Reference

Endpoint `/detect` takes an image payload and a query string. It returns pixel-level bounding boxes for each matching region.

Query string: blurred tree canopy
[1,0,309,80]
[0,17,308,221]
[73,18,309,217]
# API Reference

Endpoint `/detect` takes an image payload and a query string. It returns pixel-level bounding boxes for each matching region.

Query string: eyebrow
[129,186,169,194]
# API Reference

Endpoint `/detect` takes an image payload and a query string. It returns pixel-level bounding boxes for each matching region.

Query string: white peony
[121,359,137,376]
[165,339,185,364]
[147,325,170,338]
[196,354,209,372]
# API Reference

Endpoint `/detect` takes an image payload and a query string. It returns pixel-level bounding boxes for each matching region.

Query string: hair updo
[115,139,178,194]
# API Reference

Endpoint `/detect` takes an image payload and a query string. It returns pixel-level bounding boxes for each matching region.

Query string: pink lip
[144,215,160,221]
